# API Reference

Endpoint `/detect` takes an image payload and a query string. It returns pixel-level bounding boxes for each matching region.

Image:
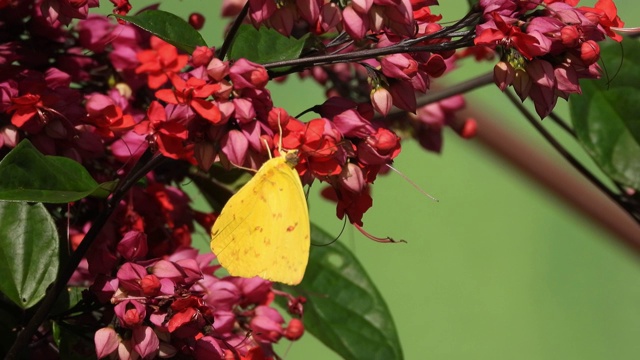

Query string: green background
[103,1,640,358]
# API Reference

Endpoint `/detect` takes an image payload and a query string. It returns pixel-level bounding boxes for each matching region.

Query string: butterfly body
[210,151,310,285]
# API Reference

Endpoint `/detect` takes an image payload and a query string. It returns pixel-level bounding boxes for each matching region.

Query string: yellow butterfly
[210,150,310,285]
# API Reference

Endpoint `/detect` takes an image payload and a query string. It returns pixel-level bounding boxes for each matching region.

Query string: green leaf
[114,9,207,54]
[227,24,308,67]
[278,224,403,360]
[569,38,640,189]
[0,139,100,203]
[0,202,58,309]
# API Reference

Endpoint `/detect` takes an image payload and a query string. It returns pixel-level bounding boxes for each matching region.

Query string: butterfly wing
[210,156,310,285]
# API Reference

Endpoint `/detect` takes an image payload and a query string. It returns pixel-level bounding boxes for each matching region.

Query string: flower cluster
[475,0,624,117]
[223,0,474,154]
[91,234,304,359]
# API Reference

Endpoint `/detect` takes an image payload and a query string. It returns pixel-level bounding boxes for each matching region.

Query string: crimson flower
[134,101,189,159]
[475,12,544,60]
[579,0,625,42]
[155,74,222,123]
[135,36,189,89]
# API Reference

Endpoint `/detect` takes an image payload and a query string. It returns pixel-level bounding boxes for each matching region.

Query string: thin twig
[265,37,475,78]
[502,89,632,214]
[218,1,249,60]
[547,111,577,137]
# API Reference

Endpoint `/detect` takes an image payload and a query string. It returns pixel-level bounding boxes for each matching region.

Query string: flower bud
[140,274,161,297]
[117,230,148,261]
[493,61,514,91]
[191,46,213,67]
[560,25,580,47]
[370,86,392,116]
[284,318,305,341]
[580,40,599,65]
[206,58,229,82]
[194,142,217,172]
[229,59,269,89]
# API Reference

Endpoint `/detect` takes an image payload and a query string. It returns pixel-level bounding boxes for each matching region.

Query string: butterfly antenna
[277,115,284,153]
[262,138,273,159]
[386,164,439,202]
[312,217,345,247]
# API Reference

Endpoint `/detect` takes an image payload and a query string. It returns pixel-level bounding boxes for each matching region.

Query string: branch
[263,11,479,78]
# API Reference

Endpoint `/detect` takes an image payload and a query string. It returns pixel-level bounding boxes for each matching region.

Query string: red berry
[189,13,205,30]
[284,318,305,341]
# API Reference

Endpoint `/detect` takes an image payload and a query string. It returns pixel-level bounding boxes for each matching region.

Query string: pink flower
[204,279,241,310]
[117,262,148,293]
[250,305,284,343]
[90,275,119,304]
[358,127,401,165]
[230,277,272,306]
[117,231,148,261]
[380,54,418,80]
[342,5,368,40]
[333,109,375,138]
[94,327,119,359]
[76,15,115,52]
[132,326,159,359]
[114,300,146,328]
[194,336,224,360]
[229,59,269,90]
[84,93,135,138]
[220,129,249,167]
[339,163,366,194]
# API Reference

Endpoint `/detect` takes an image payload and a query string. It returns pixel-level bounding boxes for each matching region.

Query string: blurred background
[102,1,640,358]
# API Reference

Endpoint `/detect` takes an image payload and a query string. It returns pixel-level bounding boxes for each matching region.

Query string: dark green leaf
[114,9,206,54]
[278,224,403,360]
[227,24,308,68]
[0,202,58,309]
[569,38,640,189]
[0,140,100,203]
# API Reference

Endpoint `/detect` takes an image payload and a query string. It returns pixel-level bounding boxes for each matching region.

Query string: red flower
[475,13,544,60]
[579,0,625,42]
[281,118,344,177]
[85,93,135,138]
[136,36,189,89]
[134,101,189,159]
[7,93,44,128]
[155,75,222,123]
